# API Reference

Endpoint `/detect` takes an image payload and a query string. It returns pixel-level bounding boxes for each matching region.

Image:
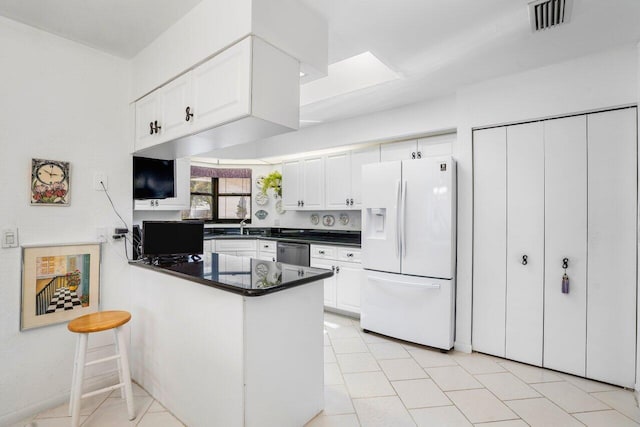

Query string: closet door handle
[522,255,528,265]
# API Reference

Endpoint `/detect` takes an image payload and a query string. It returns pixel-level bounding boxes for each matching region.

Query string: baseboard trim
[454,341,472,353]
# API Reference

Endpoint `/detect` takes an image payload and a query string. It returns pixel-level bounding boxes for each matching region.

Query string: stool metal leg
[116,326,135,420]
[71,333,88,427]
[69,333,80,416]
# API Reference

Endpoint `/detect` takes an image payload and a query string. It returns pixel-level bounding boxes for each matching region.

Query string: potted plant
[260,171,282,198]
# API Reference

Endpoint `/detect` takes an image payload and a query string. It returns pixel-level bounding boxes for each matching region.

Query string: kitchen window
[182,167,252,223]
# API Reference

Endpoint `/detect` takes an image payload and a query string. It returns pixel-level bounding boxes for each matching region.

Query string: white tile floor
[11,383,184,427]
[308,311,640,427]
[13,311,640,427]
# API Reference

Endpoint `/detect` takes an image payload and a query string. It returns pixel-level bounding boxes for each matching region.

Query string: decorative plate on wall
[255,209,268,220]
[310,214,319,225]
[322,215,335,227]
[255,175,265,190]
[275,199,285,214]
[339,214,350,225]
[255,192,269,206]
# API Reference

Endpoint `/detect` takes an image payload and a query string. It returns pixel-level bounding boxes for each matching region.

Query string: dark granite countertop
[202,228,361,248]
[130,253,333,297]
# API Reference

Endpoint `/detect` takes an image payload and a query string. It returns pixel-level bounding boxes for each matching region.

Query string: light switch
[2,228,18,248]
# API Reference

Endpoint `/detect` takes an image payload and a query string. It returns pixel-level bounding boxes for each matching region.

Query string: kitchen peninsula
[129,254,333,427]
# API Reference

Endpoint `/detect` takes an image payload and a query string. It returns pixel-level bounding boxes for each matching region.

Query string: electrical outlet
[96,227,107,242]
[94,173,108,191]
[2,227,18,248]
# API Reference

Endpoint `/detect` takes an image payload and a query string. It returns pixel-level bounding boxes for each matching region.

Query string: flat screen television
[133,156,175,200]
[142,221,204,258]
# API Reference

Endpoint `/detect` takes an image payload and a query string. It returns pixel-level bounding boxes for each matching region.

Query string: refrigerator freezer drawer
[360,271,455,350]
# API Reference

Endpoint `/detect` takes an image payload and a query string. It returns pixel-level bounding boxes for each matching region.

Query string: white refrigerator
[361,156,456,350]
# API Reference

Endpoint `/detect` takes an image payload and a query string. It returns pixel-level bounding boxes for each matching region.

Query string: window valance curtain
[190,166,252,179]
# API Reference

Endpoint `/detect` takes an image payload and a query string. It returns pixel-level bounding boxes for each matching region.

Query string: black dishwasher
[276,242,310,266]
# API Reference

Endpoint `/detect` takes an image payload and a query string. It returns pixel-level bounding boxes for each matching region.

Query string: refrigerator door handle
[369,276,441,290]
[401,180,407,257]
[395,179,402,257]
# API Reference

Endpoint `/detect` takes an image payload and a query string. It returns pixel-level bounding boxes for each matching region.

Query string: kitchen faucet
[240,219,248,235]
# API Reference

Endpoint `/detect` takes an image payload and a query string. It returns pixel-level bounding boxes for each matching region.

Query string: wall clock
[30,159,70,206]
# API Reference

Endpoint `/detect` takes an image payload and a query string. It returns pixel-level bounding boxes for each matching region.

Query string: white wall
[454,44,639,352]
[0,17,131,425]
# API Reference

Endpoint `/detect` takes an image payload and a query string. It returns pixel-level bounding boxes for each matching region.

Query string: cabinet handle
[152,120,161,134]
[347,253,354,258]
[521,255,528,265]
[301,200,304,207]
[411,152,416,159]
[346,198,349,206]
[417,151,422,159]
[155,200,159,207]
[350,198,354,205]
[150,200,154,207]
[149,122,154,135]
[335,266,340,273]
[297,200,301,207]
[331,266,335,272]
[562,258,569,269]
[319,250,325,255]
[185,106,194,121]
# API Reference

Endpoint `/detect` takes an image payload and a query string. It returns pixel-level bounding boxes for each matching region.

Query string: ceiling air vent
[528,0,572,32]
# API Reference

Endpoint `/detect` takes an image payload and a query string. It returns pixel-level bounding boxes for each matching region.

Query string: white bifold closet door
[505,122,544,366]
[472,127,507,357]
[543,115,588,377]
[586,108,637,387]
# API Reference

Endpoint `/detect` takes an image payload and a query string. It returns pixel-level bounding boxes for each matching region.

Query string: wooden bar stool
[68,310,135,427]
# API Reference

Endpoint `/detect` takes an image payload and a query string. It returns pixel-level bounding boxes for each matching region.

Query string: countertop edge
[129,260,334,297]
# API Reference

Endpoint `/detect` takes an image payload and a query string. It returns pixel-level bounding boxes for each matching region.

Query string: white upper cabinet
[380,140,419,161]
[324,153,351,210]
[133,36,299,159]
[281,160,301,211]
[349,146,380,208]
[282,157,324,210]
[190,39,251,135]
[301,157,324,210]
[380,134,455,162]
[134,158,191,211]
[286,146,379,211]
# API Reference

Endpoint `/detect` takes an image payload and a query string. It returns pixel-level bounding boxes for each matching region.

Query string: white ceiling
[0,0,202,58]
[1,0,639,126]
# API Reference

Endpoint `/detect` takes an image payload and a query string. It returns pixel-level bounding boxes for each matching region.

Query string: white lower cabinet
[256,240,276,261]
[310,245,363,315]
[472,107,637,387]
[213,239,258,259]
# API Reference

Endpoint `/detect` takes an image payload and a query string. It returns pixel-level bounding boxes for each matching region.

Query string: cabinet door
[472,127,507,358]
[155,158,191,210]
[350,146,380,209]
[544,115,587,377]
[134,91,161,151]
[191,37,251,134]
[311,258,336,308]
[282,160,300,210]
[586,108,637,387]
[380,140,418,161]
[336,262,363,314]
[417,134,455,158]
[159,72,193,143]
[301,157,324,210]
[325,153,351,210]
[505,122,544,366]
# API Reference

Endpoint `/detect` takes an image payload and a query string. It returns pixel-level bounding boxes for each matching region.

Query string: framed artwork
[30,158,70,205]
[21,243,100,330]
